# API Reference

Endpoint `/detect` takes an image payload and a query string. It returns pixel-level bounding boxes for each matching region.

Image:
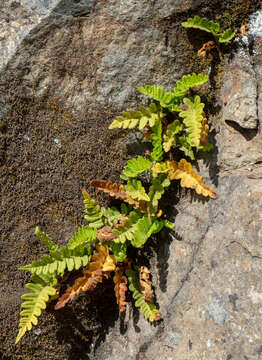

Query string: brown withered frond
[197,40,215,58]
[97,226,117,242]
[90,180,149,214]
[113,260,131,312]
[55,244,116,310]
[168,159,216,199]
[139,266,154,303]
[200,112,209,146]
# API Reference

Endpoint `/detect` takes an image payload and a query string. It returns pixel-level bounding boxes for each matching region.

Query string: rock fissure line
[226,241,262,260]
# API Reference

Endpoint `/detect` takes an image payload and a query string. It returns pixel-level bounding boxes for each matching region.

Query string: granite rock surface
[0,1,262,360]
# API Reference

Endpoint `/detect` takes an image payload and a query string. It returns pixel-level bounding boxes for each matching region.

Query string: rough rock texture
[1,1,262,360]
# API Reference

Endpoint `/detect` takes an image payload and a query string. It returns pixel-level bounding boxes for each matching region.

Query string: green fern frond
[137,85,180,110]
[163,120,184,152]
[151,120,163,162]
[197,143,214,152]
[68,225,97,250]
[131,216,153,248]
[181,16,235,44]
[16,274,57,344]
[163,219,175,230]
[82,189,104,229]
[19,245,91,275]
[148,175,170,209]
[101,207,121,227]
[126,268,161,322]
[109,103,163,130]
[34,227,58,253]
[125,179,150,202]
[108,241,127,262]
[177,134,195,160]
[218,28,235,43]
[121,156,152,180]
[131,216,167,248]
[173,73,208,98]
[179,96,205,147]
[182,15,220,36]
[112,211,142,243]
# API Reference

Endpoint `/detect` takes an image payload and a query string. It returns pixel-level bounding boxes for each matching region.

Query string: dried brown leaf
[139,266,154,303]
[55,244,116,310]
[97,226,117,242]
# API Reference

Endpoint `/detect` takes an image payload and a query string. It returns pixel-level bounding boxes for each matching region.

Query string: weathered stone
[221,47,258,129]
[218,20,262,170]
[1,1,262,360]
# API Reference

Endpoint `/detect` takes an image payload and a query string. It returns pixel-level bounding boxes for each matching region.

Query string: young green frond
[163,120,184,152]
[108,241,127,262]
[19,245,91,275]
[218,28,236,43]
[179,96,205,147]
[109,103,163,130]
[121,156,152,180]
[151,120,163,162]
[101,207,122,227]
[125,179,150,202]
[82,189,104,228]
[16,274,57,344]
[177,134,195,160]
[68,225,97,249]
[137,85,180,110]
[112,211,143,244]
[182,16,220,36]
[34,227,58,253]
[173,73,208,98]
[126,268,161,322]
[148,175,170,209]
[181,16,235,44]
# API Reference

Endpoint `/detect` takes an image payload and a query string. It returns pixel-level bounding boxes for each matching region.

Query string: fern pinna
[16,71,216,344]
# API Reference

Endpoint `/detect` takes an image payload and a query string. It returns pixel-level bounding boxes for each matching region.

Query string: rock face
[0,1,262,360]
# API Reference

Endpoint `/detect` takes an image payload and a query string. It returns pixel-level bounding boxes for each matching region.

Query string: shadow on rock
[53,279,118,359]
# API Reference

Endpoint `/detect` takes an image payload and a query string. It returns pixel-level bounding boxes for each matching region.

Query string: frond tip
[126,267,161,322]
[16,275,57,344]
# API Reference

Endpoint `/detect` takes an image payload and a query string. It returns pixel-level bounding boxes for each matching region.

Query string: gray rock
[206,296,227,325]
[1,1,262,360]
[221,47,258,129]
[218,34,262,170]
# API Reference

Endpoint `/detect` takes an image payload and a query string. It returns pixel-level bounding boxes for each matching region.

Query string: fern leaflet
[218,28,235,43]
[182,16,220,36]
[181,16,235,44]
[126,268,161,322]
[148,175,170,209]
[121,156,152,180]
[167,159,216,199]
[68,225,97,249]
[82,188,104,228]
[19,245,91,275]
[177,134,195,160]
[137,85,180,110]
[109,103,164,130]
[34,227,58,253]
[163,120,184,152]
[173,73,208,98]
[16,274,57,344]
[179,96,205,147]
[112,211,143,243]
[125,179,150,202]
[101,207,121,226]
[108,241,127,262]
[151,119,163,162]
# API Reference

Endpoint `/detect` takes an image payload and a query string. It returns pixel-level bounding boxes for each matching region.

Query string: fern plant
[182,16,235,58]
[16,74,216,342]
[182,15,235,44]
